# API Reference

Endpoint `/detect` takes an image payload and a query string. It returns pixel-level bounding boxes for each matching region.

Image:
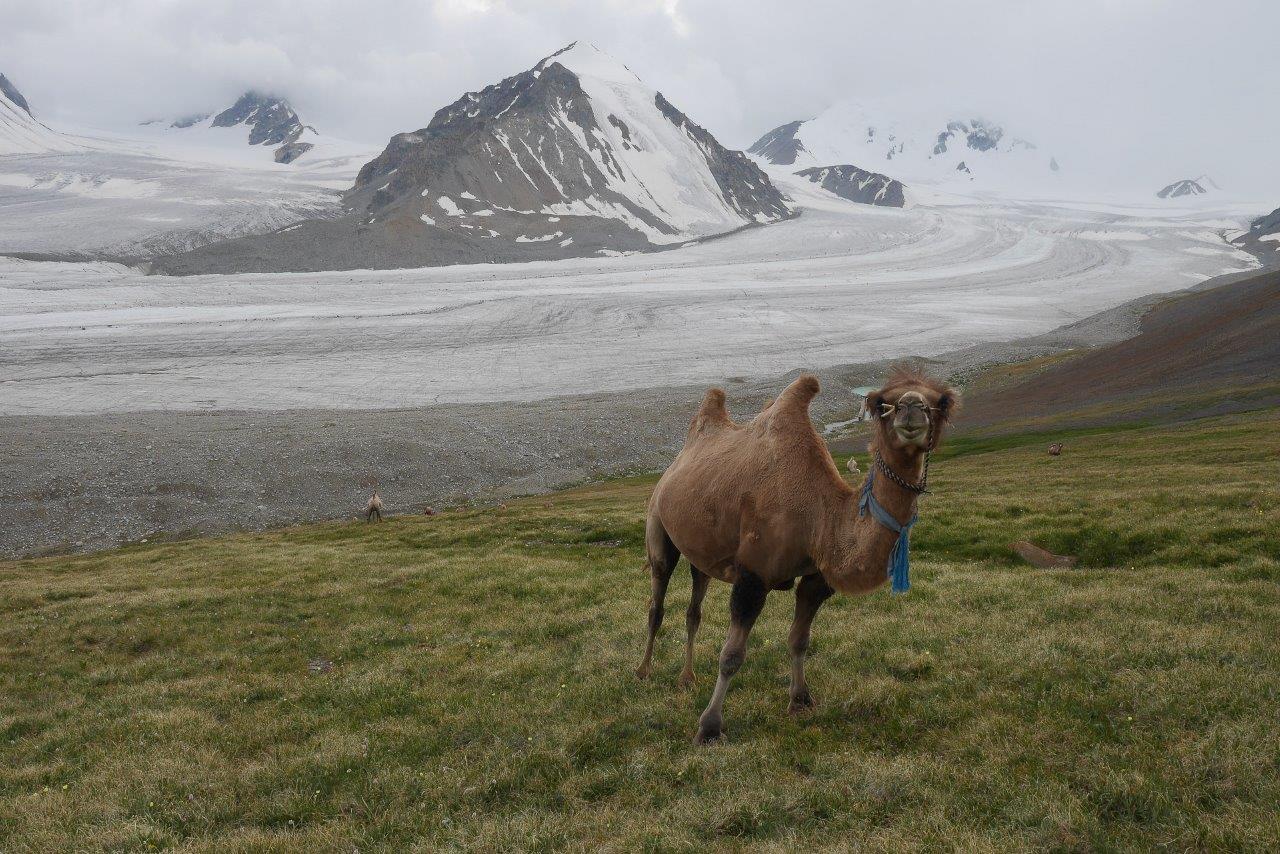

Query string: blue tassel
[889,522,914,594]
[859,469,918,595]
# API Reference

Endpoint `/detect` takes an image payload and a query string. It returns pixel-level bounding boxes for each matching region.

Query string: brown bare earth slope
[963,266,1280,431]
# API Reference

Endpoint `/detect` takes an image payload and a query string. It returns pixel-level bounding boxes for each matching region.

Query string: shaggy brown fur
[638,366,958,743]
[364,492,383,522]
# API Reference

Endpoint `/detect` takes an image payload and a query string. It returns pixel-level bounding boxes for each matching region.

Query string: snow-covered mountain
[141,91,321,164]
[0,72,81,155]
[1156,178,1209,199]
[152,42,792,274]
[0,78,373,258]
[352,41,790,244]
[794,165,904,207]
[749,101,1059,192]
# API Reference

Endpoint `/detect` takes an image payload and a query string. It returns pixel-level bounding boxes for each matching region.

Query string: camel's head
[867,366,959,454]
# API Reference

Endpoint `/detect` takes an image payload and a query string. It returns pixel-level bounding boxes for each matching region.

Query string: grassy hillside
[961,267,1280,432]
[2,412,1278,851]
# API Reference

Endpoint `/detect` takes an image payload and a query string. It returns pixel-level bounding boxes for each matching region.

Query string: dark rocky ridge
[170,113,209,129]
[747,119,807,165]
[1230,205,1280,259]
[1251,207,1280,234]
[274,141,314,164]
[652,92,791,225]
[795,164,905,207]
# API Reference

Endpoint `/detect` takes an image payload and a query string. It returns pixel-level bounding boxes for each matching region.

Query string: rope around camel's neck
[824,433,929,593]
[869,431,928,511]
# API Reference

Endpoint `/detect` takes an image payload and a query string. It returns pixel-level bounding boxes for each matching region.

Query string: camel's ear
[867,390,886,418]
[936,389,960,423]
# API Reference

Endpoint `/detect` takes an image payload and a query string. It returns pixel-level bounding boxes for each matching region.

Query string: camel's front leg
[788,573,834,714]
[695,570,767,744]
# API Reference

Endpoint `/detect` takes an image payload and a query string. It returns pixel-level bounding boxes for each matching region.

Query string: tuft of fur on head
[866,364,960,448]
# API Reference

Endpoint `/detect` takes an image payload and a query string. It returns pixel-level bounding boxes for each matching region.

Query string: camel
[637,367,958,744]
[364,492,384,522]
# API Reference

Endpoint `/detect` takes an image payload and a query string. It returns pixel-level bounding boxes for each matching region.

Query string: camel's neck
[817,438,925,594]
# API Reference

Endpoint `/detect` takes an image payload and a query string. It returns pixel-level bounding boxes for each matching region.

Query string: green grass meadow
[2,412,1279,851]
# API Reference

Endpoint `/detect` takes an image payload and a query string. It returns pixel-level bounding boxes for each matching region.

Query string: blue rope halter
[858,467,917,594]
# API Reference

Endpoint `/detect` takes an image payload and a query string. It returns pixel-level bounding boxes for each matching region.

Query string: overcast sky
[3,0,1278,195]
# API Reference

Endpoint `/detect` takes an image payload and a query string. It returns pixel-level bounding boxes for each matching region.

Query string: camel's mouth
[895,425,929,446]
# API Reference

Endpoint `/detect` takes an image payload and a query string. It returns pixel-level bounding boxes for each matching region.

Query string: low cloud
[3,0,1277,196]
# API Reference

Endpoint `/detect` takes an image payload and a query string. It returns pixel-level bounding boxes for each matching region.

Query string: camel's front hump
[653,427,797,581]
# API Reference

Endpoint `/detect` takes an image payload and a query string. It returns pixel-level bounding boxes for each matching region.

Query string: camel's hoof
[634,665,651,681]
[694,711,723,744]
[788,691,816,715]
[677,671,696,690]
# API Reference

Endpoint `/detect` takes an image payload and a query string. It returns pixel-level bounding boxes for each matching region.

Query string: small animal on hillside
[846,456,860,477]
[1048,442,1063,456]
[1011,540,1077,568]
[639,366,959,744]
[364,491,384,522]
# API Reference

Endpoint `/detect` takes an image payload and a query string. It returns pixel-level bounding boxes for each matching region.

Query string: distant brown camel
[638,367,958,744]
[364,492,384,522]
[1048,442,1063,456]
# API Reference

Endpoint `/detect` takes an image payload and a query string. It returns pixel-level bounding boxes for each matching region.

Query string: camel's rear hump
[773,374,820,418]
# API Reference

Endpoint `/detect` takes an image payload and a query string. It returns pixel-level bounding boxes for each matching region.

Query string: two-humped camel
[638,367,958,743]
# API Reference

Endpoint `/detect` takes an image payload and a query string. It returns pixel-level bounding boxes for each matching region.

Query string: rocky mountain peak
[1156,178,1208,199]
[211,91,309,147]
[350,41,790,255]
[932,118,1003,155]
[747,120,808,166]
[0,73,32,116]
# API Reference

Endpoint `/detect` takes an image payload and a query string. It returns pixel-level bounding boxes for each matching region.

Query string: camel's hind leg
[678,567,711,688]
[636,516,680,680]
